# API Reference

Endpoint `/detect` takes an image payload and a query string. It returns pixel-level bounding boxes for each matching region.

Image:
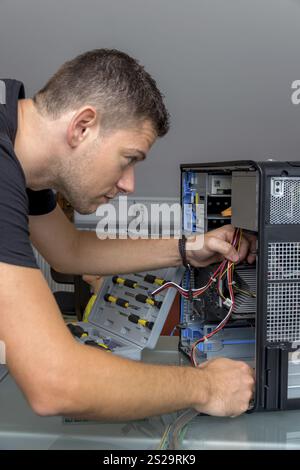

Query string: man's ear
[67,106,98,148]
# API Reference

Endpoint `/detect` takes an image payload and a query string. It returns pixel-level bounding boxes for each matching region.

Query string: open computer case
[180,160,300,411]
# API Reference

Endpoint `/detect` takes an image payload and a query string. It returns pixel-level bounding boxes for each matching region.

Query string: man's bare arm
[29,205,80,273]
[29,206,180,275]
[0,261,254,420]
[29,206,255,276]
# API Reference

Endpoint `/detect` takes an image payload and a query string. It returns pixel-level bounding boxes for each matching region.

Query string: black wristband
[178,235,190,268]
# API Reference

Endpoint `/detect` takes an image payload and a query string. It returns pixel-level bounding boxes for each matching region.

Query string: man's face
[55,120,157,214]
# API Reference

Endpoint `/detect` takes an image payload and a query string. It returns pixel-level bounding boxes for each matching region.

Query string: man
[0,49,255,421]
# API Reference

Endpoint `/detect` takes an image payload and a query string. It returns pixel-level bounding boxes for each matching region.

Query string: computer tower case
[180,160,300,411]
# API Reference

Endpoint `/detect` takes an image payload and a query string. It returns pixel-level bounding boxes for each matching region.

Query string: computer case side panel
[255,162,300,411]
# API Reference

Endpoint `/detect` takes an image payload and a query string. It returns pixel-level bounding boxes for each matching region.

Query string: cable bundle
[151,228,243,366]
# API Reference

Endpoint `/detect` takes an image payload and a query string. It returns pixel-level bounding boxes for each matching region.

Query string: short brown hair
[33,49,170,137]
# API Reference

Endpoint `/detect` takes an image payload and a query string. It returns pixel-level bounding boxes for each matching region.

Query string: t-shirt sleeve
[27,188,56,216]
[0,144,38,268]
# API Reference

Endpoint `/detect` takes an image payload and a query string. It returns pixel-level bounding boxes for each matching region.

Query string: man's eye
[126,157,137,166]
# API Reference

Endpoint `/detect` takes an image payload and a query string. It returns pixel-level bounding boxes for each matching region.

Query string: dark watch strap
[178,235,191,268]
[179,235,193,301]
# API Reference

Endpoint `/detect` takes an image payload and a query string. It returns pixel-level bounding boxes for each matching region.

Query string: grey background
[1,0,300,197]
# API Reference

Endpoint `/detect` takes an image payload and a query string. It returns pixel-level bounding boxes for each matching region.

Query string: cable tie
[223,298,233,308]
[210,277,217,283]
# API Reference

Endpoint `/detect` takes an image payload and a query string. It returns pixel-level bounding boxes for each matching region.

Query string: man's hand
[186,224,257,268]
[195,357,255,417]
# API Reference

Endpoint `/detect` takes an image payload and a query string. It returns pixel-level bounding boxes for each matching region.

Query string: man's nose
[117,166,135,194]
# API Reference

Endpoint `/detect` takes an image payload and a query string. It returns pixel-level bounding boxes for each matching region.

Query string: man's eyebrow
[124,148,146,160]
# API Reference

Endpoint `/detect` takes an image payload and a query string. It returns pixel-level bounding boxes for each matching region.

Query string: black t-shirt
[0,79,56,268]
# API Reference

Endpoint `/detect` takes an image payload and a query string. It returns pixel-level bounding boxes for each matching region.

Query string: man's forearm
[69,231,181,275]
[58,344,205,421]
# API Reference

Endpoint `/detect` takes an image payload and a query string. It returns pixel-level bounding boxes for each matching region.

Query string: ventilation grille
[268,242,300,281]
[267,283,300,342]
[232,266,256,315]
[270,178,300,224]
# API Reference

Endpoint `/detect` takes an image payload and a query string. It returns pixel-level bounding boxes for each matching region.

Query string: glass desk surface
[1,337,300,450]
